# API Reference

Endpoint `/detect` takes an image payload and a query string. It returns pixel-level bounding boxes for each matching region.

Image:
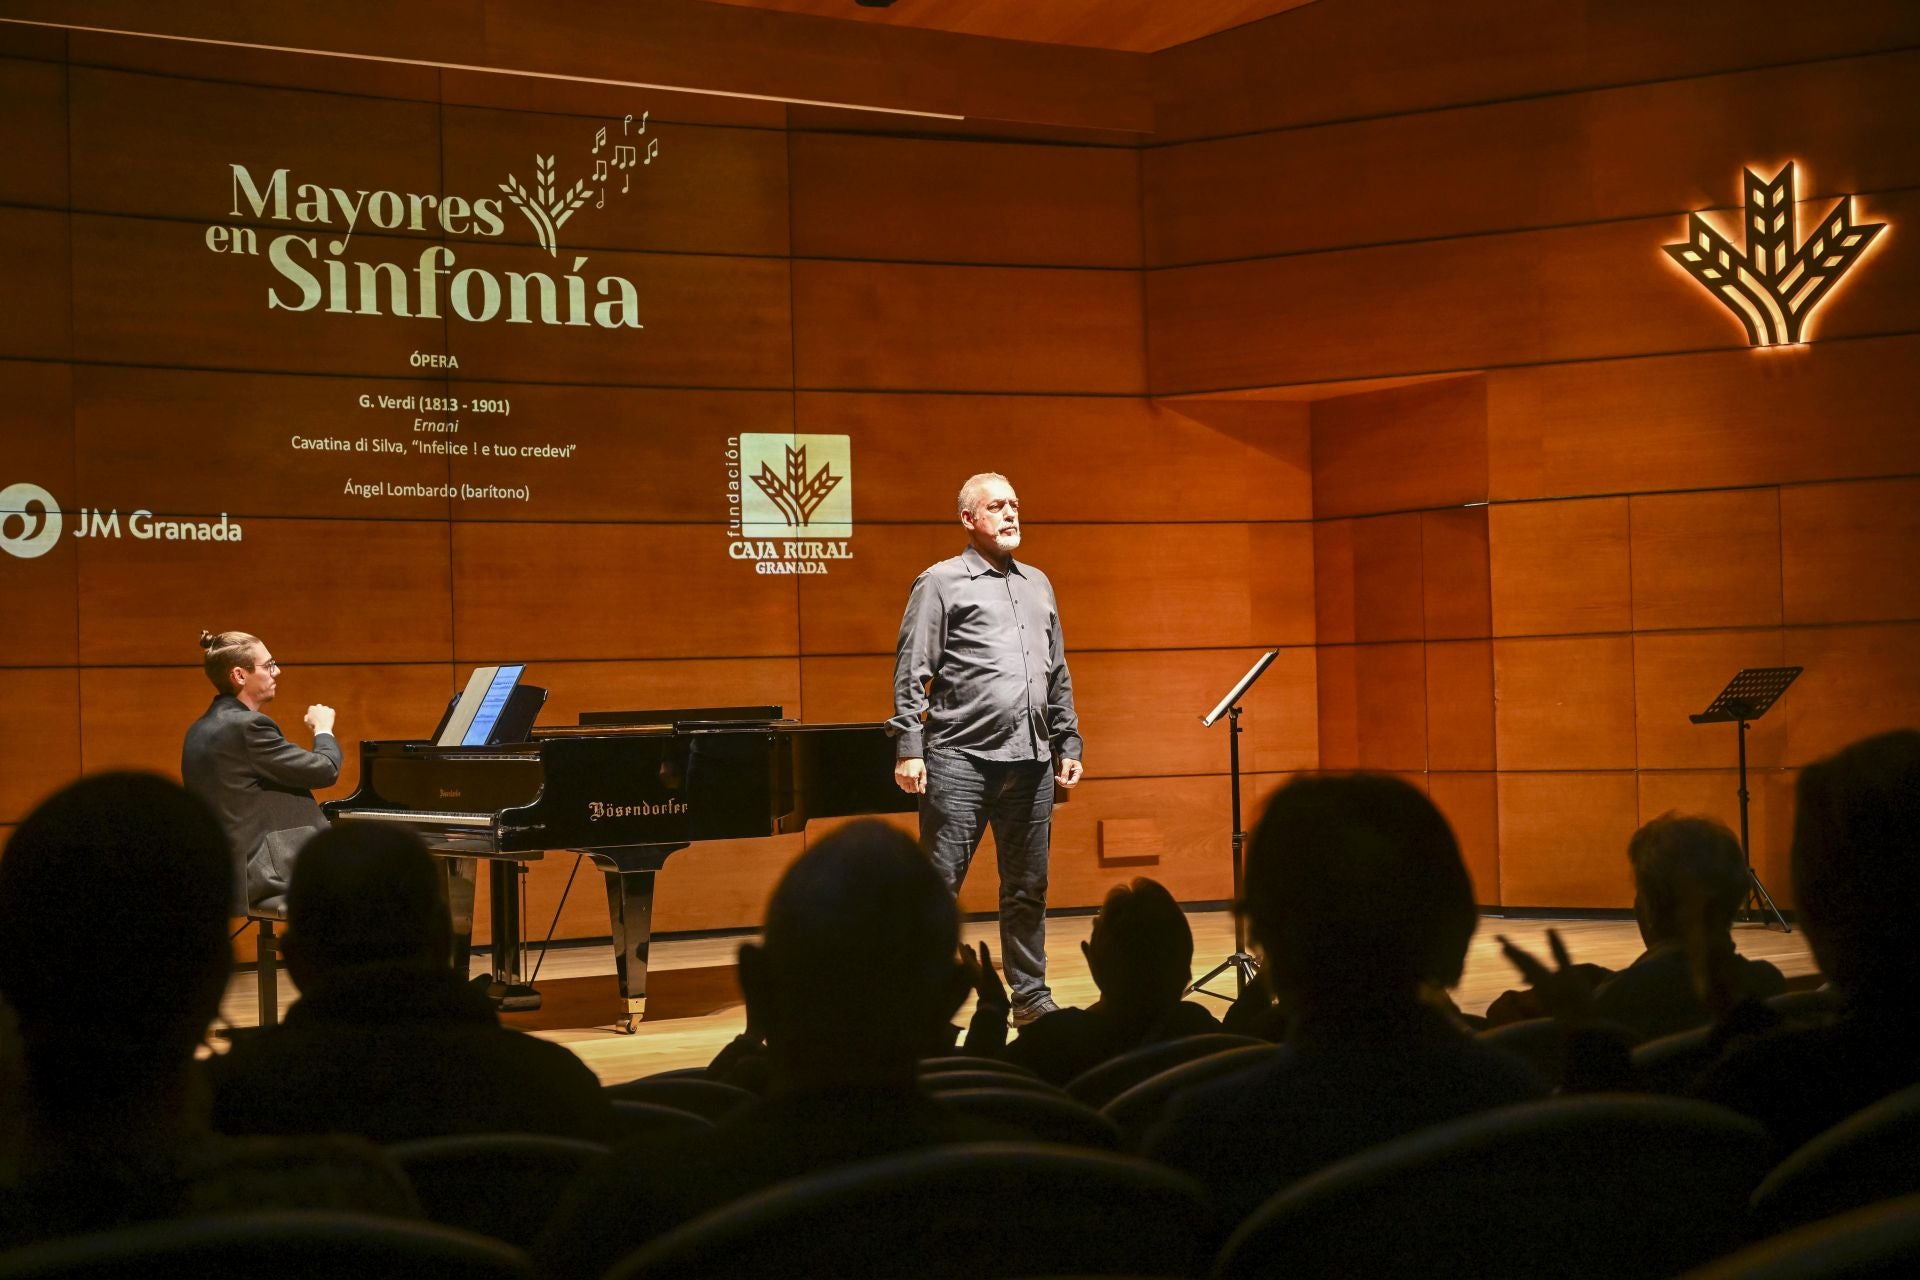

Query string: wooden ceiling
[698,0,1320,53]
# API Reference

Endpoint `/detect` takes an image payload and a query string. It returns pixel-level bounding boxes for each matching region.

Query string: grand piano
[325,706,914,1032]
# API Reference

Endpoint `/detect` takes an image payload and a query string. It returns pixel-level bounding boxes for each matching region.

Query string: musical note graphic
[592,126,606,154]
[644,138,659,165]
[626,111,648,137]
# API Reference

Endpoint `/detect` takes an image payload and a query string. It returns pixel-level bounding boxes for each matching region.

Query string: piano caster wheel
[616,1016,638,1035]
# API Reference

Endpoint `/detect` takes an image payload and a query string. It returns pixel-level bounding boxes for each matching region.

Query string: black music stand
[1189,649,1280,1001]
[1690,666,1801,932]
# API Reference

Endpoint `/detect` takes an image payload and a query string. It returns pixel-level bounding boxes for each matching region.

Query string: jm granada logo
[0,482,62,559]
[0,483,246,557]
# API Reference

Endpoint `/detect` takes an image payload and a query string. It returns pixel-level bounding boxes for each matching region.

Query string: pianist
[889,472,1085,1027]
[181,629,340,914]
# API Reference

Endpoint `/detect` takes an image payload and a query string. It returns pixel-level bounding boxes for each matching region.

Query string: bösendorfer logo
[0,482,62,559]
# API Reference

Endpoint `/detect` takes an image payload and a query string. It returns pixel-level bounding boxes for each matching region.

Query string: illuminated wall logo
[0,482,62,559]
[725,435,854,576]
[211,111,663,329]
[1664,163,1885,346]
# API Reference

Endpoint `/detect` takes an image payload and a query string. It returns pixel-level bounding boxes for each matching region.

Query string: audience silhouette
[8,732,1920,1271]
[0,774,414,1247]
[208,820,611,1144]
[1143,772,1546,1227]
[536,818,1018,1280]
[1586,813,1785,1039]
[1696,729,1920,1154]
[1002,876,1221,1085]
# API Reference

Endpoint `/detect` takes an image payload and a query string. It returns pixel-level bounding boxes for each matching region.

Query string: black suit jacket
[181,693,340,912]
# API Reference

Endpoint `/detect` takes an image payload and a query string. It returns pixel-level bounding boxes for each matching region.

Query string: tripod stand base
[1189,951,1260,1003]
[1744,866,1792,933]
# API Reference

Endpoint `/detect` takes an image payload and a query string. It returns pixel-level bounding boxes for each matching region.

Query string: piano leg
[603,868,656,1034]
[488,858,541,1012]
[442,856,478,977]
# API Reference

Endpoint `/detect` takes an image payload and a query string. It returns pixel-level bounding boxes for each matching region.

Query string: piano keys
[325,707,914,1032]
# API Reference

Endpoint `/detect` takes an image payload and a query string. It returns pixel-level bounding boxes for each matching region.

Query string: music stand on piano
[1689,666,1801,932]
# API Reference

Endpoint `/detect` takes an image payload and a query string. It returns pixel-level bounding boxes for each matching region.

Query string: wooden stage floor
[214,911,1818,1085]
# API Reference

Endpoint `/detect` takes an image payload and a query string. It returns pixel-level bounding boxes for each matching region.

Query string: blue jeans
[920,746,1054,1008]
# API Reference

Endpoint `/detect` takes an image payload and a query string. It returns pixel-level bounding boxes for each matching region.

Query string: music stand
[1689,666,1801,932]
[1189,649,1279,1000]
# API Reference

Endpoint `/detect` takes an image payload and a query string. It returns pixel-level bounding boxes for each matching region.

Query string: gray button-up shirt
[888,544,1084,764]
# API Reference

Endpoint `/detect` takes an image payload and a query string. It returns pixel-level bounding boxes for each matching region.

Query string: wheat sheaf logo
[500,113,660,256]
[752,445,843,528]
[1664,164,1885,347]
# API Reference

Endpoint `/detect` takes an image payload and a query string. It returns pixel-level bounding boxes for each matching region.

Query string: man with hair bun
[889,471,1084,1027]
[181,629,340,913]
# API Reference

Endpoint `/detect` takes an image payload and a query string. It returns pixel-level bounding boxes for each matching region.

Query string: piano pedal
[485,979,542,1013]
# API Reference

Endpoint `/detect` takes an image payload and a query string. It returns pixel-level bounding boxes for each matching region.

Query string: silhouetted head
[1242,773,1476,1016]
[1628,813,1750,947]
[1084,877,1194,1014]
[740,820,966,1090]
[0,773,233,1114]
[284,821,450,986]
[1791,730,1920,1003]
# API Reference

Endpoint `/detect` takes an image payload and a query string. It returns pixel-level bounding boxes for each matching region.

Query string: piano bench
[247,909,286,1029]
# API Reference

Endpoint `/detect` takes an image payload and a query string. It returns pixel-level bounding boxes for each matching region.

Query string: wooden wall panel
[64,29,439,101]
[1147,49,1920,266]
[1428,771,1499,906]
[0,361,78,666]
[69,66,441,222]
[76,518,453,666]
[794,523,962,657]
[0,56,67,207]
[77,664,455,806]
[73,367,453,522]
[22,0,1155,133]
[1042,774,1271,906]
[452,523,798,662]
[1247,524,1318,649]
[1043,525,1281,652]
[1310,377,1488,519]
[801,393,1308,523]
[1629,489,1783,632]
[0,669,81,824]
[1781,623,1920,766]
[1348,515,1424,643]
[1067,648,1318,780]
[1487,338,1920,501]
[790,133,1140,268]
[789,523,1301,659]
[70,215,443,375]
[1780,479,1920,626]
[1313,515,1426,645]
[1316,641,1427,773]
[439,385,790,524]
[446,245,793,389]
[1493,635,1636,771]
[1426,640,1495,772]
[0,207,70,360]
[1151,0,1920,141]
[442,108,790,257]
[1146,190,1919,395]
[1423,507,1492,640]
[1633,629,1790,771]
[793,261,1144,394]
[1489,498,1631,637]
[1154,399,1314,520]
[1497,771,1640,908]
[1636,768,1797,910]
